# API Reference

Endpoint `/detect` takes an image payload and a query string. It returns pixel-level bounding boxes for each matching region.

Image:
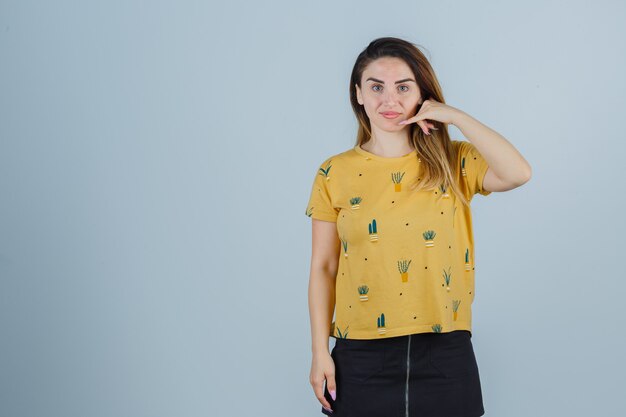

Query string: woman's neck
[360,137,414,158]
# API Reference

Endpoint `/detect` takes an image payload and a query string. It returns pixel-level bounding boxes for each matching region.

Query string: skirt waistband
[334,330,471,350]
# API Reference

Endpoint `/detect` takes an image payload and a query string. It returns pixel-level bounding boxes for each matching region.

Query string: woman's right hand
[310,350,337,413]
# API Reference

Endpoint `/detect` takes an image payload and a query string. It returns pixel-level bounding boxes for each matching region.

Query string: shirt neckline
[353,144,417,162]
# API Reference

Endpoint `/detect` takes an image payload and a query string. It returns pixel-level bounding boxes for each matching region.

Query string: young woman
[305,37,531,417]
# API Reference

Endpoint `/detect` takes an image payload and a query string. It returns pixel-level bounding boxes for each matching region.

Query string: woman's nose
[382,90,400,104]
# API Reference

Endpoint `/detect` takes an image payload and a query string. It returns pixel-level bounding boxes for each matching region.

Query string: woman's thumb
[326,376,337,401]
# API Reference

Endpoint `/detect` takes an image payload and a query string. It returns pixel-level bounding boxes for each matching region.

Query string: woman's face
[355,57,422,130]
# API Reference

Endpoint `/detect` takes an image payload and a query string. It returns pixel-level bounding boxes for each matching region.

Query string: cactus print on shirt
[305,140,491,340]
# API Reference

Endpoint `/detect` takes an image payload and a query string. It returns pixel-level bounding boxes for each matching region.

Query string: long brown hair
[349,37,470,208]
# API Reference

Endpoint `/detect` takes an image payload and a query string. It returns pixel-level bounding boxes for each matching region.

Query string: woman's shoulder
[315,146,360,167]
[449,139,464,151]
[450,139,480,154]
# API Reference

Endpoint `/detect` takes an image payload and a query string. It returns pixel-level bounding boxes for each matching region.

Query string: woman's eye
[372,84,409,92]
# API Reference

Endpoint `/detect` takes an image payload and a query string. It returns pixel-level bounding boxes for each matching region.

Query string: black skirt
[321,330,485,417]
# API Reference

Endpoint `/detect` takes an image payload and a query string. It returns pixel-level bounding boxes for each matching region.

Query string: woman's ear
[355,84,363,105]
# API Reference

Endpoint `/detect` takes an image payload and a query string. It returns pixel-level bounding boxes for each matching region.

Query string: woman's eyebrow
[365,77,416,84]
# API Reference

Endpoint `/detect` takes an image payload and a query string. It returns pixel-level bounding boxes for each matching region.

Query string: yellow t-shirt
[305,140,491,339]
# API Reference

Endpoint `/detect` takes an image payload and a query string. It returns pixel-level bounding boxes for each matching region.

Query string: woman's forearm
[452,109,532,184]
[309,267,337,355]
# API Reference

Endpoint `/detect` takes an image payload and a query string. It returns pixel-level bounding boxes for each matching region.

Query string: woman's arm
[308,219,340,354]
[398,99,531,193]
[308,218,340,412]
[452,110,532,192]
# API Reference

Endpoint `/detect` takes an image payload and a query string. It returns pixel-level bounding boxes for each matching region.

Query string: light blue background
[1,1,625,416]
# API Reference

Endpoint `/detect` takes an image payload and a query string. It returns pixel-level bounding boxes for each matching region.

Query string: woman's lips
[381,112,400,119]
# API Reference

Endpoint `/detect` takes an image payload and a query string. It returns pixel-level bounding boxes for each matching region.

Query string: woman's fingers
[400,118,439,135]
[420,121,440,135]
[418,120,430,135]
[313,376,334,412]
[327,375,337,402]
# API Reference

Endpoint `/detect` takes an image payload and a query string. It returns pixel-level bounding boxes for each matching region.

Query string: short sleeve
[304,157,339,222]
[453,140,492,199]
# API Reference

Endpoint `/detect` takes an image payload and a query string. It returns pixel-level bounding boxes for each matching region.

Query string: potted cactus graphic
[368,219,379,242]
[350,196,362,210]
[341,236,348,258]
[452,300,461,321]
[432,323,442,333]
[358,285,369,301]
[335,324,350,339]
[398,259,412,282]
[443,266,452,292]
[392,171,406,192]
[465,248,471,270]
[377,313,386,334]
[461,157,467,176]
[439,183,449,198]
[319,160,332,181]
[422,230,436,247]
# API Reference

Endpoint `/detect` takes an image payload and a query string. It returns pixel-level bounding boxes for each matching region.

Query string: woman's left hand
[398,99,462,135]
